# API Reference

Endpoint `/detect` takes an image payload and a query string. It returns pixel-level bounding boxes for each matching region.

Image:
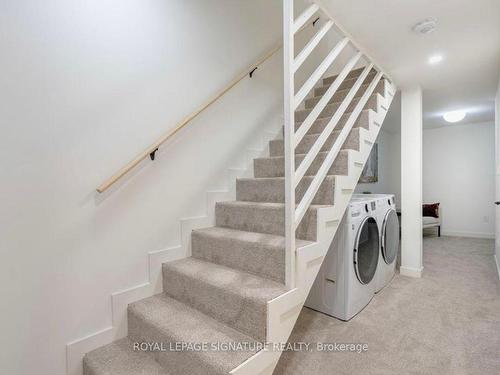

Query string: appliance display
[353,194,399,292]
[305,196,380,320]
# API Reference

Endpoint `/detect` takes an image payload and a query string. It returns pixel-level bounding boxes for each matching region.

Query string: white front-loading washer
[354,194,399,292]
[305,197,380,320]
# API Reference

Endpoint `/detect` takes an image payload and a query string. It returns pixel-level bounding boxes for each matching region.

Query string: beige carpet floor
[274,236,500,375]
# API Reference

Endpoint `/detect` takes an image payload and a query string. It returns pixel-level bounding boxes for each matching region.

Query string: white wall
[400,86,423,277]
[0,1,328,374]
[355,129,401,206]
[355,92,401,207]
[495,77,500,275]
[423,122,495,238]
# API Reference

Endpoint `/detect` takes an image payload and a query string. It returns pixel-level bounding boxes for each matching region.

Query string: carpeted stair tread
[306,83,370,110]
[315,71,377,96]
[215,201,324,241]
[83,338,171,375]
[292,109,371,135]
[192,227,311,283]
[254,149,349,178]
[162,257,287,341]
[295,93,378,122]
[321,67,376,86]
[236,175,336,205]
[128,294,258,375]
[270,127,361,157]
[306,80,387,109]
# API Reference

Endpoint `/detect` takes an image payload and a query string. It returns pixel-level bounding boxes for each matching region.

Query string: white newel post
[283,0,296,288]
[400,86,424,278]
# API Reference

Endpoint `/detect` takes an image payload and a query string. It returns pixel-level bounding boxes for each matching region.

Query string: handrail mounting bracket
[150,148,159,161]
[249,67,258,78]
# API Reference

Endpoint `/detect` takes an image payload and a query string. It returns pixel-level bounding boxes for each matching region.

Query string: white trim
[312,0,394,84]
[283,0,296,289]
[294,52,362,146]
[294,65,374,186]
[439,230,495,239]
[494,255,500,280]
[294,37,349,109]
[294,20,333,72]
[295,70,381,225]
[66,245,183,375]
[292,3,319,34]
[400,266,423,278]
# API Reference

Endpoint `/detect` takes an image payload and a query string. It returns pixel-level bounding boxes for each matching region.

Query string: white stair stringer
[65,127,282,375]
[230,80,397,375]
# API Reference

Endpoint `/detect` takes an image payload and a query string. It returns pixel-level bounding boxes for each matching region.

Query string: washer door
[382,209,399,265]
[353,216,379,284]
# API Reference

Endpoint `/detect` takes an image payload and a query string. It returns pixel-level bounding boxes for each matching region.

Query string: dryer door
[353,216,379,284]
[382,209,399,265]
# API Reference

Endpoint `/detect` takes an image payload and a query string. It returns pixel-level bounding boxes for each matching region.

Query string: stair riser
[291,110,370,136]
[236,176,335,205]
[295,94,377,123]
[215,203,318,241]
[317,71,376,95]
[270,128,360,157]
[306,80,386,109]
[192,231,285,283]
[162,264,267,342]
[306,87,364,111]
[128,310,219,375]
[254,151,348,178]
[83,339,171,375]
[322,67,372,86]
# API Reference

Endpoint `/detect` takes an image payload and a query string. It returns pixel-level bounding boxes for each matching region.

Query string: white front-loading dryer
[305,197,380,320]
[354,194,399,292]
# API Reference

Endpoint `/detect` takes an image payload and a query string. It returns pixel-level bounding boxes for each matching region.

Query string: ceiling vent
[412,18,437,34]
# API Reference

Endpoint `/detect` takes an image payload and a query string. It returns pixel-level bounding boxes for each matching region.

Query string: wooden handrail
[96,19,319,193]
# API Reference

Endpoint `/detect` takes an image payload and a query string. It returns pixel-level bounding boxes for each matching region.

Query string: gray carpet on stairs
[84,338,171,375]
[294,94,378,122]
[192,227,311,283]
[269,127,361,156]
[162,257,287,342]
[274,235,500,375]
[83,71,388,375]
[127,294,258,375]
[214,201,323,241]
[253,150,349,178]
[236,175,336,205]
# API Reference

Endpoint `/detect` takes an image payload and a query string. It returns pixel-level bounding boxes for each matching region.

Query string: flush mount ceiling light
[413,18,437,34]
[428,54,443,65]
[443,110,466,123]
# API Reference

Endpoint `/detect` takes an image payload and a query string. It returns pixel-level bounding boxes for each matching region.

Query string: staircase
[82,2,396,374]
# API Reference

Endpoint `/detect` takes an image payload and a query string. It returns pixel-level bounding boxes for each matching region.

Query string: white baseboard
[495,255,500,280]
[66,245,184,375]
[440,230,495,239]
[400,266,423,278]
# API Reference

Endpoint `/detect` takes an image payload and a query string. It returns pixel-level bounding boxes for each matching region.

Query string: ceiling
[319,0,500,129]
